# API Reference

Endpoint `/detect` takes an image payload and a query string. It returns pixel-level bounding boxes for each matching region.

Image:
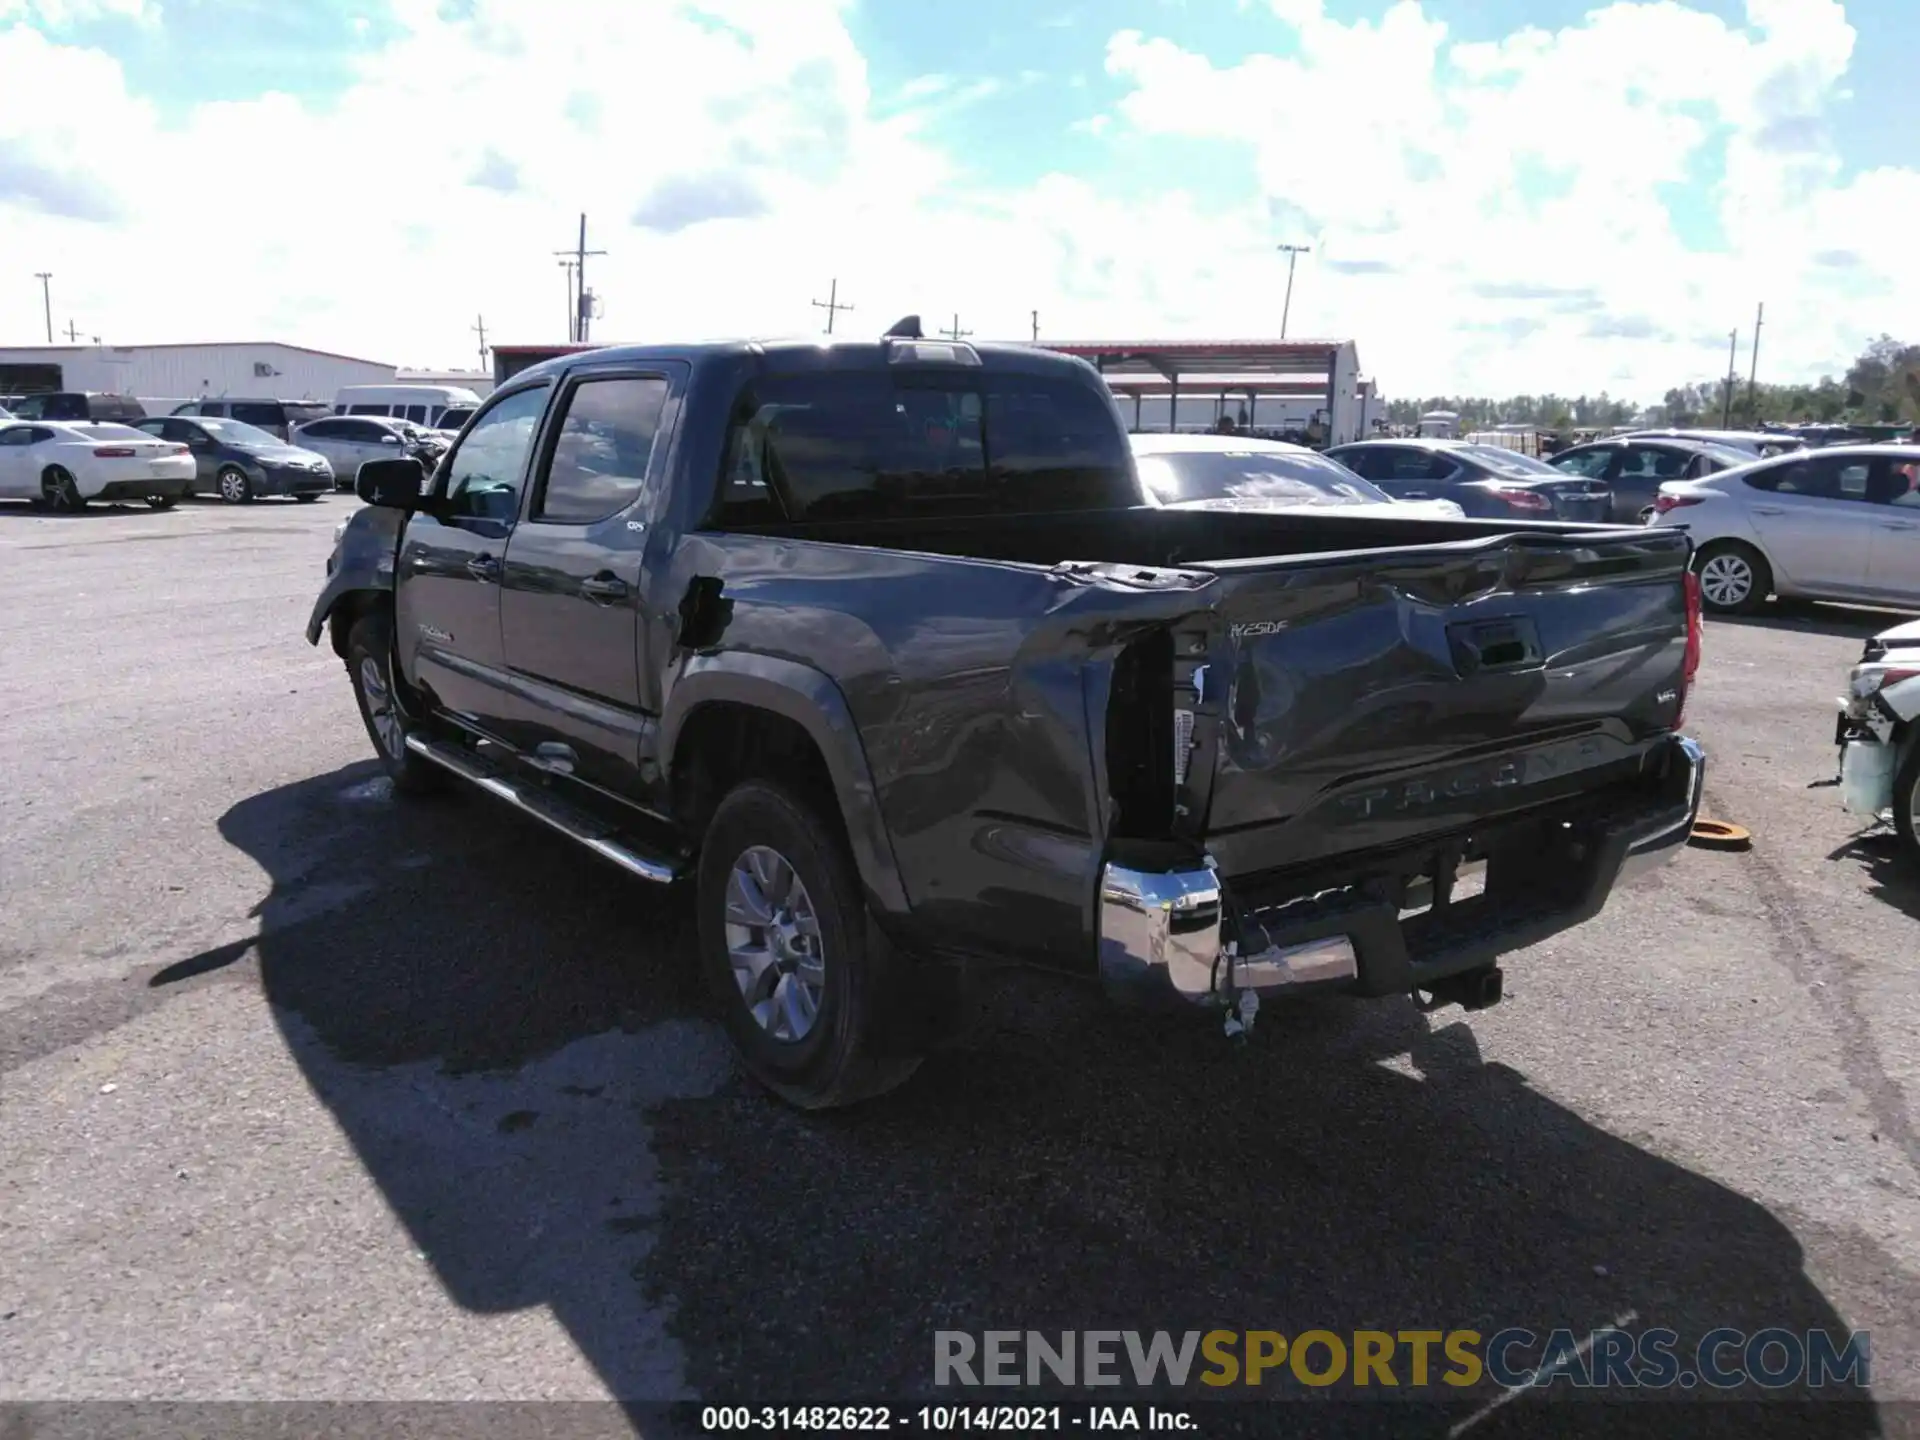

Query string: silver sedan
[1647,444,1920,614]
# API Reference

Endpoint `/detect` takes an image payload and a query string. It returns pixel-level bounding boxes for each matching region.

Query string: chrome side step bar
[403,734,681,885]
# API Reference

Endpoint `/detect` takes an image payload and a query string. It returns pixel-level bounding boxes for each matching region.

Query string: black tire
[698,780,921,1109]
[295,493,321,503]
[145,494,178,510]
[216,466,253,504]
[345,609,446,796]
[1895,735,1920,868]
[41,466,85,513]
[1692,540,1771,616]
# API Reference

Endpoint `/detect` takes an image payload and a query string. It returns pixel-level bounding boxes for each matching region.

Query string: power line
[33,272,51,344]
[939,313,973,341]
[473,314,490,371]
[551,213,606,343]
[811,278,854,335]
[1277,243,1310,340]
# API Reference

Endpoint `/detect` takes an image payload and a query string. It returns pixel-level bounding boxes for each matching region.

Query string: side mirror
[379,433,401,445]
[356,457,429,509]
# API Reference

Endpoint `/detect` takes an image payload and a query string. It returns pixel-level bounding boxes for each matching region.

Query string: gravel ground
[0,496,1914,1439]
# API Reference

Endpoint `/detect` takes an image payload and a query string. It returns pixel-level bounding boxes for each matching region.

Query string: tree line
[1384,335,1920,431]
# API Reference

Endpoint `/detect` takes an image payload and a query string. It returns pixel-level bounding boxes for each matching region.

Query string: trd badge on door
[419,624,453,644]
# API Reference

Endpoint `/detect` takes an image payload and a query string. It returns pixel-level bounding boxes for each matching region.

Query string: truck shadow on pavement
[203,762,1884,1438]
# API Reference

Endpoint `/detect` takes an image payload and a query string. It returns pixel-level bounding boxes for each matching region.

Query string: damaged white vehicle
[1837,617,1920,861]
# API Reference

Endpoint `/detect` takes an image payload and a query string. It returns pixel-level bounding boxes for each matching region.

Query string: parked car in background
[434,405,476,435]
[1625,428,1804,459]
[0,419,193,510]
[133,416,332,503]
[8,392,146,423]
[332,384,481,428]
[171,397,331,444]
[1324,437,1613,522]
[1648,444,1920,614]
[1548,435,1756,522]
[292,415,441,491]
[1131,434,1467,520]
[1836,617,1920,864]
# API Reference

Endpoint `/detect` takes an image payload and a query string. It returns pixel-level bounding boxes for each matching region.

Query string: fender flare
[660,652,911,919]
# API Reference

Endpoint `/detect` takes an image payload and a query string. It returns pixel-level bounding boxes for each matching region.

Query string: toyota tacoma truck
[307,320,1706,1109]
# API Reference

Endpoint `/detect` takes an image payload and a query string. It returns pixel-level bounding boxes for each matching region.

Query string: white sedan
[0,420,196,511]
[1131,433,1467,520]
[1647,444,1920,614]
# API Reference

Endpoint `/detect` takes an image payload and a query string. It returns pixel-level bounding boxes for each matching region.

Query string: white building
[0,342,398,412]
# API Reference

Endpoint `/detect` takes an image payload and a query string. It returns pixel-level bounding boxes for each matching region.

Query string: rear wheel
[1693,541,1770,616]
[345,610,446,796]
[698,780,921,1109]
[41,466,85,513]
[216,466,253,504]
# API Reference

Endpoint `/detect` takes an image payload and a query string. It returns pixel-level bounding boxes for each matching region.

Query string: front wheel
[697,781,921,1109]
[216,466,253,504]
[345,610,446,796]
[1693,541,1771,616]
[1894,737,1920,868]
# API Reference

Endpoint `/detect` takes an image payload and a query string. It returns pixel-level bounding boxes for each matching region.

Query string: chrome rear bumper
[1098,733,1705,1008]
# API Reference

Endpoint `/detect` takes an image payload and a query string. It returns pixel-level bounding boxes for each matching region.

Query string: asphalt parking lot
[1,495,1917,1438]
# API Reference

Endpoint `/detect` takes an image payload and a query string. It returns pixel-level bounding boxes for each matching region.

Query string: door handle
[579,572,630,604]
[466,554,501,582]
[1884,521,1919,531]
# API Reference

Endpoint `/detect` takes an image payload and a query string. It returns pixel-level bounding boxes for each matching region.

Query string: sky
[0,0,1914,399]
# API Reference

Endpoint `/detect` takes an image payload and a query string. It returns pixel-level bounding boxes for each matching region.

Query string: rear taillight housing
[93,446,137,457]
[1490,486,1553,512]
[1653,493,1702,515]
[1676,569,1703,728]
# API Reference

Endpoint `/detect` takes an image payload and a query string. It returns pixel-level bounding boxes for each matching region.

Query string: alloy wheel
[723,845,826,1042]
[357,654,406,760]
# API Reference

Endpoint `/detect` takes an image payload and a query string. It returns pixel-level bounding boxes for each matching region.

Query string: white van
[332,384,482,428]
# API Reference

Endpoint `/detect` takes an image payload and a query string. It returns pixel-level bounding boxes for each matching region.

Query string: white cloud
[0,0,1910,398]
[0,0,153,25]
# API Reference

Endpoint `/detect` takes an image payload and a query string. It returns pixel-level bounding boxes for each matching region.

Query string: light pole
[1277,244,1310,339]
[34,272,52,343]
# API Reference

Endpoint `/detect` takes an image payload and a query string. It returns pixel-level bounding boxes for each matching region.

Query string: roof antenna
[882,314,923,340]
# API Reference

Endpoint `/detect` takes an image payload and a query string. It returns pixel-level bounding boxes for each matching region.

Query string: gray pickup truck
[307,321,1706,1109]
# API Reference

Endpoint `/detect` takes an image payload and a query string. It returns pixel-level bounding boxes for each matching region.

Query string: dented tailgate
[1179,528,1694,877]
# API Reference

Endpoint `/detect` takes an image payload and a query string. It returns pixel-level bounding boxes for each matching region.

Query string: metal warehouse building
[0,342,398,411]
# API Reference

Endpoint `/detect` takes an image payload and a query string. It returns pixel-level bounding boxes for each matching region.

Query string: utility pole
[1031,310,1039,343]
[552,214,605,343]
[33,272,51,343]
[940,314,973,341]
[64,320,80,343]
[810,278,853,335]
[472,314,489,371]
[1721,328,1738,428]
[1277,244,1310,339]
[1746,301,1764,413]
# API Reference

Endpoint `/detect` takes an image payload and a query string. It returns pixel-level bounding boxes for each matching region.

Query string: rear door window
[534,376,670,524]
[1551,447,1617,479]
[715,369,1134,524]
[201,402,228,417]
[231,402,281,427]
[1618,445,1691,481]
[348,404,389,416]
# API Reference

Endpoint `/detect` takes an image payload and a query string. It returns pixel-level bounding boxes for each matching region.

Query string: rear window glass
[231,402,281,426]
[714,369,1134,524]
[1134,448,1392,508]
[1462,445,1561,477]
